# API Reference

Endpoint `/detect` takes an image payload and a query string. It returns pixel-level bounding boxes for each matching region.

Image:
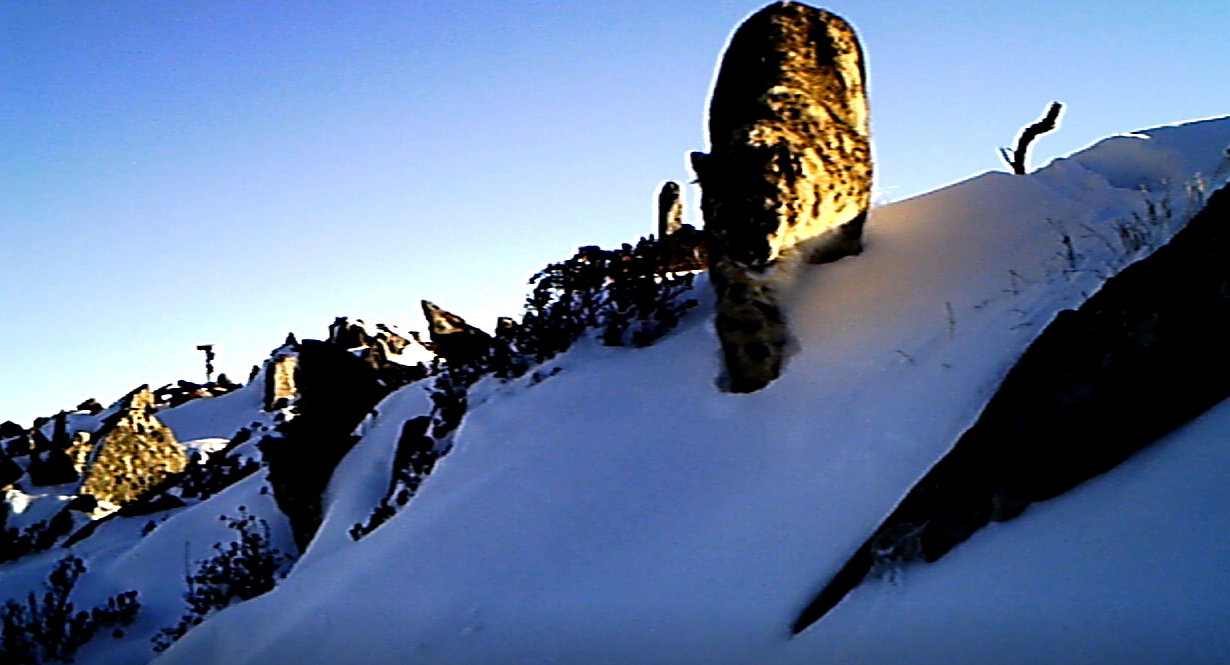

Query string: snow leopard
[691,1,872,392]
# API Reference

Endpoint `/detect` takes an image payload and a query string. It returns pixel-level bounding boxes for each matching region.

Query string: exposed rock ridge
[793,181,1230,633]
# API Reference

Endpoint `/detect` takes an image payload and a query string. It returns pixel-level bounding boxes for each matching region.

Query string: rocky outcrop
[154,379,240,409]
[691,1,872,392]
[0,421,22,440]
[264,352,299,411]
[327,317,431,387]
[74,386,187,511]
[794,182,1230,633]
[260,340,388,551]
[657,181,684,239]
[421,301,492,368]
[0,451,23,487]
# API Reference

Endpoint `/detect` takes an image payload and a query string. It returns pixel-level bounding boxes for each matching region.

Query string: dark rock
[327,317,432,388]
[660,223,707,273]
[52,411,69,449]
[28,448,79,486]
[794,182,1230,633]
[66,494,98,513]
[421,300,492,369]
[0,421,24,439]
[5,433,31,457]
[153,377,239,408]
[116,492,186,517]
[260,339,388,551]
[327,316,374,349]
[0,451,23,487]
[30,429,51,454]
[75,398,104,415]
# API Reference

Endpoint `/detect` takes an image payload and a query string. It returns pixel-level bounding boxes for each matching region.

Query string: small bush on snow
[151,507,288,653]
[0,555,140,664]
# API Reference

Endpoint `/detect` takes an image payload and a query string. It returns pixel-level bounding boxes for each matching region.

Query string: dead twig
[1001,102,1063,175]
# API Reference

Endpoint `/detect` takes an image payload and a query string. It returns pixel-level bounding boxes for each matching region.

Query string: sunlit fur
[693,1,872,392]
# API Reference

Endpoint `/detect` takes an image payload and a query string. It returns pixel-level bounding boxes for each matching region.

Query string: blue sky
[2,0,1226,426]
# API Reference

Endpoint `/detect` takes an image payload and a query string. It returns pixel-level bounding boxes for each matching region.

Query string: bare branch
[1002,102,1063,175]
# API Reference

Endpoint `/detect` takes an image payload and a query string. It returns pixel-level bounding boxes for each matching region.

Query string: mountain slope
[146,116,1230,665]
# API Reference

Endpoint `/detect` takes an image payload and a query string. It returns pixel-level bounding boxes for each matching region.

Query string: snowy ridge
[2,117,1227,665]
[147,117,1230,665]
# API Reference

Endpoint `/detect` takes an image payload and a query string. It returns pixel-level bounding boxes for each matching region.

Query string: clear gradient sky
[3,1,1227,426]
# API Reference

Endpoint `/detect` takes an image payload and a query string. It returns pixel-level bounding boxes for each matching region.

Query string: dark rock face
[153,379,240,409]
[75,399,103,415]
[421,300,492,369]
[28,448,78,487]
[0,451,22,487]
[260,340,388,551]
[4,433,31,457]
[0,421,22,440]
[327,317,431,387]
[794,183,1230,633]
[691,1,872,392]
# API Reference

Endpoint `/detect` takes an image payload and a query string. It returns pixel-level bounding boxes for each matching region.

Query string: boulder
[75,385,187,510]
[421,300,492,368]
[264,352,299,411]
[657,181,684,239]
[0,420,24,440]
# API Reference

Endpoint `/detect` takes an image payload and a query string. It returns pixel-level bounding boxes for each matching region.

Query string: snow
[799,396,1230,665]
[148,116,1230,665]
[156,371,272,443]
[3,116,1228,665]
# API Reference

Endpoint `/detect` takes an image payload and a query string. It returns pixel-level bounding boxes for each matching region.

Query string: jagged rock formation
[0,450,22,487]
[327,317,431,386]
[259,340,387,551]
[654,181,708,273]
[793,182,1230,633]
[153,378,240,409]
[691,1,872,392]
[657,181,684,239]
[0,420,22,440]
[264,351,299,411]
[72,386,187,512]
[421,300,492,368]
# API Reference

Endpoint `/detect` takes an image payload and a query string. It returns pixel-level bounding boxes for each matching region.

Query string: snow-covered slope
[137,117,1230,665]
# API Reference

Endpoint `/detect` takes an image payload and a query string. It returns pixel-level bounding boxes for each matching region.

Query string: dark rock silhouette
[421,301,492,369]
[0,420,22,440]
[260,340,387,551]
[794,182,1230,634]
